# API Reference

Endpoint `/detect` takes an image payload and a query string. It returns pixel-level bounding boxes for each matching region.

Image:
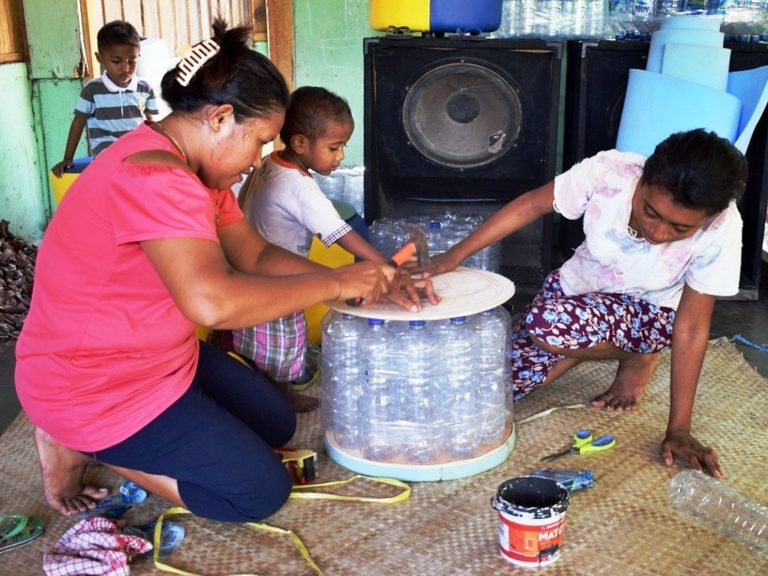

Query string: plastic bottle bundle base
[322,306,513,475]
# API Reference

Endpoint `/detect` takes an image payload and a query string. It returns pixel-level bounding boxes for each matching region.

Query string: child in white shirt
[236,86,386,389]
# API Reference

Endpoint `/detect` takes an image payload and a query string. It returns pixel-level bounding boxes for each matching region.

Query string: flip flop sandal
[124,519,185,555]
[288,368,320,392]
[0,514,45,554]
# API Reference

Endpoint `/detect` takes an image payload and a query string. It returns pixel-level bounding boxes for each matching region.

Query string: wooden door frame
[265,0,293,90]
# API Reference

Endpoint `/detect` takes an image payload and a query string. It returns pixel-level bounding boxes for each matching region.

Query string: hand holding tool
[540,428,616,463]
[346,223,430,306]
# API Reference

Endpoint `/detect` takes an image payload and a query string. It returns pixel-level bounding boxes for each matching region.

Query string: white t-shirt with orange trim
[241,152,350,257]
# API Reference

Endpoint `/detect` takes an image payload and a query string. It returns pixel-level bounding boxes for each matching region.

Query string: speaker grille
[403,62,522,168]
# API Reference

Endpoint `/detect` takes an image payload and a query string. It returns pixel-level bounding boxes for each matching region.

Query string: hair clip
[176,38,220,87]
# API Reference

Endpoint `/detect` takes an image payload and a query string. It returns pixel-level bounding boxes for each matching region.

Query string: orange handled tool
[389,241,417,267]
[345,240,419,307]
[345,224,428,307]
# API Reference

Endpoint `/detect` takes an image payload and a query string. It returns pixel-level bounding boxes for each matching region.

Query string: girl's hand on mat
[661,429,724,478]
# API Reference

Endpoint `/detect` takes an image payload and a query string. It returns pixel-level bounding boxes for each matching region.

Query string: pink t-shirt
[15,123,244,451]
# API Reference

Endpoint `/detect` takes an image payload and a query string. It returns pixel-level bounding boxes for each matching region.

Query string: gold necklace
[153,122,188,164]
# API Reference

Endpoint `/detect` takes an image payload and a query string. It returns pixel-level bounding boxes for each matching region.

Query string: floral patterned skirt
[510,269,676,401]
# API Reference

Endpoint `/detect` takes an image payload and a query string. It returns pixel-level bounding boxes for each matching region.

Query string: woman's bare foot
[34,427,109,515]
[591,353,660,411]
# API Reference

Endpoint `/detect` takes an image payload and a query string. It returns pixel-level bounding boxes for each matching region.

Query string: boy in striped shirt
[51,20,158,177]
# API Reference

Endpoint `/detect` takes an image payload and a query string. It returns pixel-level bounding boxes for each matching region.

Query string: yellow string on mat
[152,506,322,576]
[289,474,411,503]
[152,476,411,575]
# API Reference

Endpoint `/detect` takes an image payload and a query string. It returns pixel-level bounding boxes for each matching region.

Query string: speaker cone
[402,62,522,169]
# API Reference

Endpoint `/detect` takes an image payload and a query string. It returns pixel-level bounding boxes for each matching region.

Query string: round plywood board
[327,266,515,321]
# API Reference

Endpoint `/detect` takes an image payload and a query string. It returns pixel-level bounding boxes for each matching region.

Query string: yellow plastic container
[306,236,354,345]
[49,157,93,207]
[370,0,429,32]
[370,0,502,33]
[49,172,79,206]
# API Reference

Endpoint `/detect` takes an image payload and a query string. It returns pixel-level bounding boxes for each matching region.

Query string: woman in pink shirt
[15,19,434,522]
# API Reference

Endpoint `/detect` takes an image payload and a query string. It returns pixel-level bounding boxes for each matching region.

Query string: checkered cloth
[233,311,308,382]
[43,517,152,576]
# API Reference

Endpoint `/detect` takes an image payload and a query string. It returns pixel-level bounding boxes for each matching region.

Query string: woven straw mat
[1,336,766,576]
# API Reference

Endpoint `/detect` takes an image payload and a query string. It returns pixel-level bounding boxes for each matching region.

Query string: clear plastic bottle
[492,304,515,411]
[367,218,395,260]
[359,318,399,461]
[427,220,444,259]
[321,313,365,449]
[472,309,509,446]
[399,320,441,463]
[436,316,479,458]
[668,469,768,555]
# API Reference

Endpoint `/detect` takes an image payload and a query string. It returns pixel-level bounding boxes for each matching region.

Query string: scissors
[540,428,616,463]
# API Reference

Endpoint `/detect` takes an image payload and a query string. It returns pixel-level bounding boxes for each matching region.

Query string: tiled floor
[2,268,767,435]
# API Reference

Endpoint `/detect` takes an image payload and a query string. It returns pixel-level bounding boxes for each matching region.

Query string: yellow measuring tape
[152,475,411,576]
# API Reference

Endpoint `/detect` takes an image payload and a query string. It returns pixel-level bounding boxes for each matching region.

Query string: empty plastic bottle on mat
[436,316,480,457]
[668,469,768,555]
[321,313,366,449]
[399,320,441,463]
[472,309,509,445]
[360,318,399,461]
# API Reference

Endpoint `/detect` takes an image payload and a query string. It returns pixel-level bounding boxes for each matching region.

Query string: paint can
[490,476,569,568]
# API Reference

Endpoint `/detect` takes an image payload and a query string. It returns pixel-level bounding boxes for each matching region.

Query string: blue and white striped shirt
[74,72,159,155]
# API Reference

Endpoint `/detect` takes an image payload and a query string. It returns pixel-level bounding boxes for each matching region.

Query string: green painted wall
[0,0,83,241]
[0,64,47,240]
[293,0,378,167]
[1,1,374,241]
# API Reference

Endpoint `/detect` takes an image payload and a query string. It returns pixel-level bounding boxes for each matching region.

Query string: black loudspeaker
[364,36,562,273]
[562,40,768,299]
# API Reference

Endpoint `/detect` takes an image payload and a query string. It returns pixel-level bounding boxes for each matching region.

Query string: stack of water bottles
[313,167,365,217]
[492,0,768,42]
[321,306,512,465]
[368,211,501,273]
[492,0,608,39]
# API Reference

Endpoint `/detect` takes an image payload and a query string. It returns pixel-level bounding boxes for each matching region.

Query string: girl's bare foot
[591,353,660,411]
[33,427,108,515]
